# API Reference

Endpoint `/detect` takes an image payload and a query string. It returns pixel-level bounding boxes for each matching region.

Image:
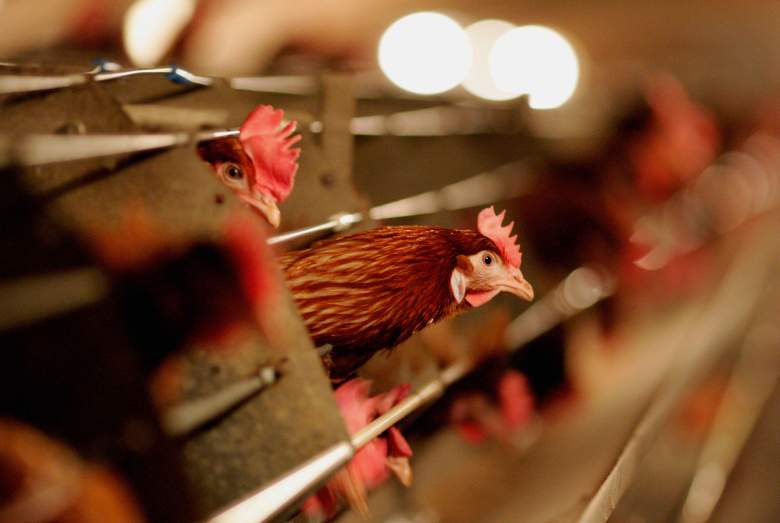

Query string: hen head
[451,206,534,307]
[197,105,301,227]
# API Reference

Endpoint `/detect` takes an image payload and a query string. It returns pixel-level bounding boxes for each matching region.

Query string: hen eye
[483,254,493,266]
[226,164,243,180]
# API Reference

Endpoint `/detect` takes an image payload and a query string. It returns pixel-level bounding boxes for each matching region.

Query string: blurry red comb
[477,206,522,268]
[239,105,301,203]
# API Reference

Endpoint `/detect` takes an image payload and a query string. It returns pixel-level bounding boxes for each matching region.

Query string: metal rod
[0,64,394,99]
[194,129,240,141]
[0,128,241,167]
[577,213,780,523]
[205,442,354,523]
[505,266,615,349]
[0,73,90,94]
[351,380,446,450]
[267,213,363,246]
[228,75,318,95]
[0,268,109,331]
[0,63,313,96]
[0,64,481,104]
[0,63,213,94]
[94,66,214,86]
[7,133,191,166]
[162,365,282,438]
[677,318,780,523]
[0,64,310,95]
[349,106,520,137]
[0,63,324,97]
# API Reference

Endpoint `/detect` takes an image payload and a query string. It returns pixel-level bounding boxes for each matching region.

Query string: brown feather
[278,226,498,380]
[197,137,251,168]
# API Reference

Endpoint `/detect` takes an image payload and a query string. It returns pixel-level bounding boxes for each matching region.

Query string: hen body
[279,226,497,380]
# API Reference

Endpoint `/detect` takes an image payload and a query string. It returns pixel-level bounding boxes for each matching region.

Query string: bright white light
[378,12,472,95]
[462,19,517,101]
[124,0,195,67]
[490,25,579,110]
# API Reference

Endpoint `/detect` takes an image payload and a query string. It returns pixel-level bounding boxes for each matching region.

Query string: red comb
[477,206,522,268]
[239,105,301,203]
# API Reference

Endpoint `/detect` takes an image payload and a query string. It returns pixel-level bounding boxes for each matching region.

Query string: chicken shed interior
[2,2,780,523]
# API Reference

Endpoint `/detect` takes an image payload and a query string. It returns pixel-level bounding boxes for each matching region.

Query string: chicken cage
[2,2,780,523]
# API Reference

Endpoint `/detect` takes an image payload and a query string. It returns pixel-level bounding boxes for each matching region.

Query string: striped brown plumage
[278,226,498,381]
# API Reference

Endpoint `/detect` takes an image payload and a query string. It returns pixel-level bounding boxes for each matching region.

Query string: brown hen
[279,207,534,381]
[197,105,300,228]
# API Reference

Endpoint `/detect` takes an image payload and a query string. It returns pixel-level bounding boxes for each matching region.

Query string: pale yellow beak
[501,267,534,301]
[243,193,281,228]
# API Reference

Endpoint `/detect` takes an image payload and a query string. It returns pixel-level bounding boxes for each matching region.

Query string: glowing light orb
[462,19,517,101]
[490,25,580,109]
[378,12,472,95]
[124,0,195,67]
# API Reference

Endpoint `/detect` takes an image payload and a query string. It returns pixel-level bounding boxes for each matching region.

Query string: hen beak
[502,268,534,301]
[386,456,413,486]
[243,194,281,228]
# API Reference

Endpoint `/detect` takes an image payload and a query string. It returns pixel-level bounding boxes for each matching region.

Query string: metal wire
[0,63,214,94]
[0,63,470,103]
[206,442,355,523]
[161,364,284,438]
[267,213,363,246]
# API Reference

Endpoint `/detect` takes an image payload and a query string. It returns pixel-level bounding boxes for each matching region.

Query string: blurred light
[731,152,771,213]
[714,160,753,233]
[634,245,675,271]
[744,134,780,206]
[462,20,517,101]
[378,12,472,95]
[124,0,195,67]
[681,462,726,523]
[490,25,579,109]
[562,267,606,310]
